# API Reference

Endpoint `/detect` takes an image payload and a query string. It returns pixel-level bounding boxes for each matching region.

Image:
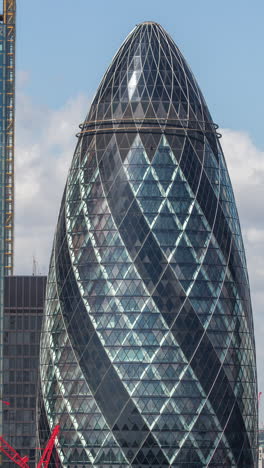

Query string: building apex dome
[137,21,161,25]
[83,22,217,143]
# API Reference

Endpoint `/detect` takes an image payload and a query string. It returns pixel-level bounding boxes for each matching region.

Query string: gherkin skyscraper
[39,22,258,467]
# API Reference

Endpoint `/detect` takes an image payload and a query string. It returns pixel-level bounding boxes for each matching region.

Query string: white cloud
[220,128,264,186]
[15,87,89,275]
[16,70,30,89]
[221,129,264,289]
[221,129,264,231]
[221,128,264,422]
[246,228,264,244]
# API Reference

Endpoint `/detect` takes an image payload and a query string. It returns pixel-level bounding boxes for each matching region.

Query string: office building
[40,22,258,467]
[2,276,46,467]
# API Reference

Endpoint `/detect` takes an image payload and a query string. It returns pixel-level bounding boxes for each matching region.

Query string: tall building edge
[3,0,15,276]
[0,0,15,445]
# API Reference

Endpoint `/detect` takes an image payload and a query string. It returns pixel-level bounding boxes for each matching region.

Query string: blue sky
[14,0,264,422]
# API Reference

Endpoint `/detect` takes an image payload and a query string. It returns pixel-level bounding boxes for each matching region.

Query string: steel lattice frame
[3,0,15,275]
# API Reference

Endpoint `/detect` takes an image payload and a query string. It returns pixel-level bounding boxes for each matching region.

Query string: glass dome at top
[39,22,258,468]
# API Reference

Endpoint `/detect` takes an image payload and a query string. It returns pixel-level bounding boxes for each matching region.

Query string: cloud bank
[220,129,264,422]
[15,79,264,422]
[15,82,89,275]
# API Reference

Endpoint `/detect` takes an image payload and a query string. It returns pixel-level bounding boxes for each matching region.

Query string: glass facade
[40,22,258,467]
[2,276,46,467]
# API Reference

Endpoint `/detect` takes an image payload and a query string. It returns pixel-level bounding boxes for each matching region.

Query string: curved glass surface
[40,22,258,467]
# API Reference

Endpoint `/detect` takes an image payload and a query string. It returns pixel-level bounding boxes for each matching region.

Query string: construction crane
[0,437,29,467]
[38,425,60,468]
[0,424,60,468]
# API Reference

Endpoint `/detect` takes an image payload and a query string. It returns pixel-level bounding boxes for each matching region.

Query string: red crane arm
[0,424,60,468]
[37,424,60,468]
[0,436,30,468]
